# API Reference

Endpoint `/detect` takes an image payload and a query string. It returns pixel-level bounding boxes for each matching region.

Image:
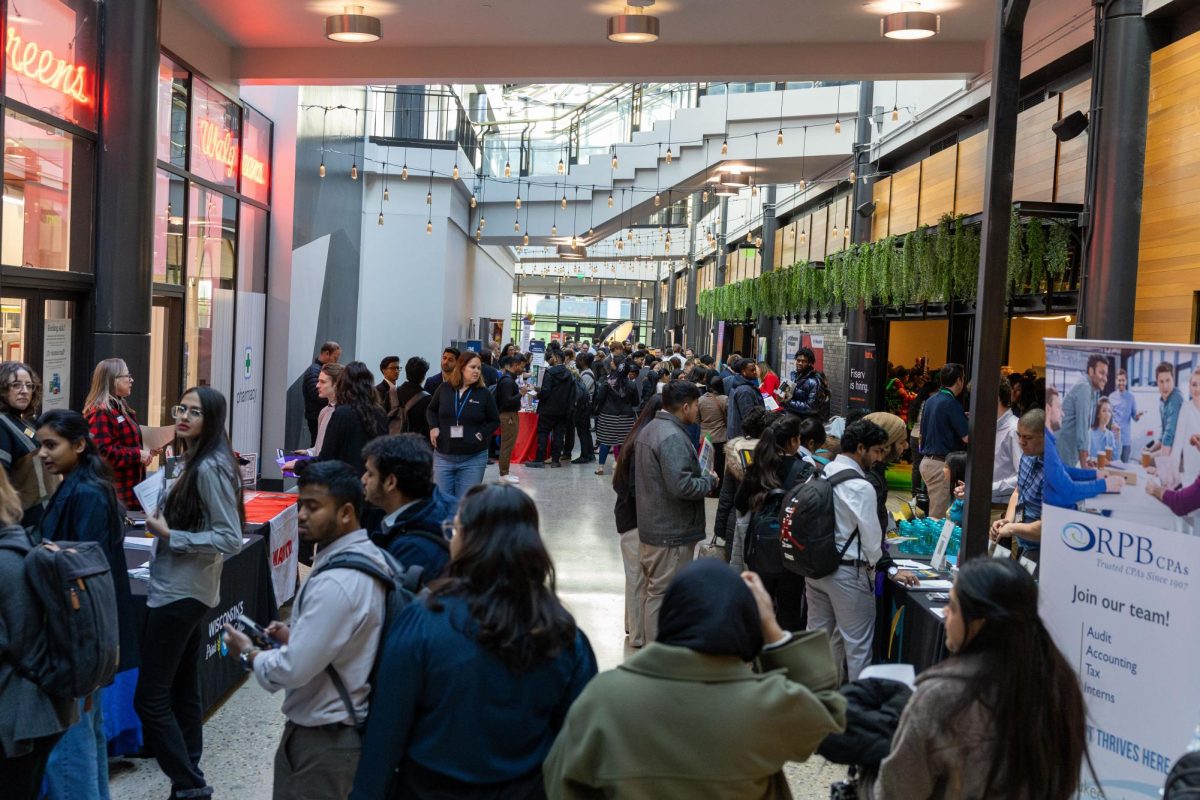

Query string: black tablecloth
[124,526,278,712]
[876,577,948,674]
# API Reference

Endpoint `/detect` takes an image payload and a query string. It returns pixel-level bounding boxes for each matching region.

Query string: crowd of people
[0,336,1107,800]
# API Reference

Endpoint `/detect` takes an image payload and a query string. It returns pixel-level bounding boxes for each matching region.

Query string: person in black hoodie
[528,349,574,469]
[362,434,455,584]
[495,354,528,484]
[425,351,500,498]
[312,361,388,475]
[394,356,432,437]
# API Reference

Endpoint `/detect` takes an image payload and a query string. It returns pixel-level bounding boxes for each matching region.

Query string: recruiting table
[877,575,948,674]
[511,411,539,464]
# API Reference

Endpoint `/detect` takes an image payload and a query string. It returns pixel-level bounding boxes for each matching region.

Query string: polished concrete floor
[109,455,848,798]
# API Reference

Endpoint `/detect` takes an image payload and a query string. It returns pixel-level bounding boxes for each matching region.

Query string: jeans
[573,414,595,460]
[807,564,876,682]
[0,732,62,800]
[45,691,109,800]
[1120,444,1131,463]
[498,412,520,475]
[536,414,572,462]
[135,597,210,795]
[433,450,489,500]
[597,444,621,466]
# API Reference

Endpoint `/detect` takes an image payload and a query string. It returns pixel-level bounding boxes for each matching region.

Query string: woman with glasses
[0,361,57,526]
[350,484,597,799]
[35,409,137,800]
[139,387,244,800]
[84,358,153,510]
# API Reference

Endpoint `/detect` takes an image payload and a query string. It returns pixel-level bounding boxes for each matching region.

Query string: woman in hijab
[544,561,847,799]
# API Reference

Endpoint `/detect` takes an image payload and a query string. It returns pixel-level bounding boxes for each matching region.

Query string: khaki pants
[619,530,646,646]
[920,457,951,519]
[638,540,696,643]
[273,721,361,800]
[499,411,520,475]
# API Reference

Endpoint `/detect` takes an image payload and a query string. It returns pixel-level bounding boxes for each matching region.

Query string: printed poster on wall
[781,325,802,373]
[846,342,875,411]
[1040,337,1200,798]
[802,333,826,373]
[41,319,71,410]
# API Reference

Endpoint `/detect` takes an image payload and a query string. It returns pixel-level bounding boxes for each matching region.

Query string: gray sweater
[151,458,243,609]
[0,525,77,756]
[633,411,717,547]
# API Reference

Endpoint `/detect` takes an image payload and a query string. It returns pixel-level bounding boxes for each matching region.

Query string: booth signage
[5,26,89,104]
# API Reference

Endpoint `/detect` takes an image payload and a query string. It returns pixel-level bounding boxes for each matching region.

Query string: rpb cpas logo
[1061,522,1096,552]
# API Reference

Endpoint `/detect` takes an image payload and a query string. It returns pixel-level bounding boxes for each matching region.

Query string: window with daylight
[189,79,241,190]
[156,56,189,168]
[185,184,236,389]
[3,0,99,130]
[240,107,271,204]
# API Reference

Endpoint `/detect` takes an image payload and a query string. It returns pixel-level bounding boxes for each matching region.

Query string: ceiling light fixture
[881,3,941,40]
[557,244,587,260]
[607,0,660,43]
[326,5,382,43]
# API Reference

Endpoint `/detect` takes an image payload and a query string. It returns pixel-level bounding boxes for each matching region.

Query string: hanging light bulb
[627,229,634,241]
[834,119,842,135]
[523,232,530,246]
[607,193,614,208]
[557,158,565,175]
[427,220,434,234]
[561,195,568,210]
[351,163,358,180]
[799,178,807,191]
[551,224,558,236]
[452,163,460,180]
[515,197,521,209]
[401,164,409,180]
[849,169,857,182]
[702,189,709,202]
[319,161,326,178]
[751,184,759,197]
[832,224,840,238]
[514,220,521,232]
[480,217,486,229]
[383,186,390,202]
[892,106,900,122]
[799,230,807,244]
[654,193,661,207]
[474,227,481,240]
[844,227,850,239]
[611,152,619,169]
[504,160,511,177]
[777,129,784,145]
[378,212,384,226]
[755,236,763,247]
[666,148,673,164]
[721,138,728,156]
[426,191,432,205]
[588,227,594,237]
[571,234,578,247]
[617,238,624,251]
[469,194,476,208]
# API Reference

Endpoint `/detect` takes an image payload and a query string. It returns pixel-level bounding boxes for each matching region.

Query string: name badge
[23,427,33,438]
[116,415,126,424]
[450,425,465,439]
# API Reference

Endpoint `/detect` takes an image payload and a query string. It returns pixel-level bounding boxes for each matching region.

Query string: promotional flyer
[1041,338,1200,798]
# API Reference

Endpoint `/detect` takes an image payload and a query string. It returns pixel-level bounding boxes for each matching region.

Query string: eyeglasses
[116,374,132,380]
[6,382,35,391]
[171,405,204,421]
[440,520,459,540]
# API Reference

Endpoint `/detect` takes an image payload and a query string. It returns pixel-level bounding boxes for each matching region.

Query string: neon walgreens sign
[5,27,90,105]
[197,120,267,187]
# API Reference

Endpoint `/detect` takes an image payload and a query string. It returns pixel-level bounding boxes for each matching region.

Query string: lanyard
[939,388,955,399]
[454,388,472,424]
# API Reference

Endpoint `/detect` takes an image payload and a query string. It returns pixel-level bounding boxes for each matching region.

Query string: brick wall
[775,322,850,416]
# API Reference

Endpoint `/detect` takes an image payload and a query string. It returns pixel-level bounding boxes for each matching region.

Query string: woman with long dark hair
[426,351,500,498]
[0,361,57,525]
[35,409,138,800]
[84,357,153,510]
[140,386,244,800]
[736,414,811,631]
[874,558,1092,799]
[611,395,663,648]
[313,360,387,474]
[350,484,597,799]
[592,360,639,476]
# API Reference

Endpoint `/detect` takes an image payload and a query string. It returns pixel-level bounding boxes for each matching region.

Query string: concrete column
[94,0,158,414]
[847,80,875,344]
[757,185,779,361]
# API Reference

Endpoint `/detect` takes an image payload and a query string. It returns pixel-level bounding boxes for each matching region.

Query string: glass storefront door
[0,291,82,412]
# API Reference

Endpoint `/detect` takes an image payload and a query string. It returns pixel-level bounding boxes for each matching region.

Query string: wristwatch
[239,648,261,673]
[887,566,899,577]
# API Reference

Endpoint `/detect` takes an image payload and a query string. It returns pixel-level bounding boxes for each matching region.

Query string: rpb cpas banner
[1040,337,1200,798]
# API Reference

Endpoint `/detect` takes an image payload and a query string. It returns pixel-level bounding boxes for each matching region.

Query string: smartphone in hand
[237,614,279,649]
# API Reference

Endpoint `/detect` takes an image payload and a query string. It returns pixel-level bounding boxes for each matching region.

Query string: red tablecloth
[244,490,298,524]
[511,411,540,464]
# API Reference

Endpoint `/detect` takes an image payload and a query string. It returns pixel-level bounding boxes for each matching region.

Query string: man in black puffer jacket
[529,348,574,468]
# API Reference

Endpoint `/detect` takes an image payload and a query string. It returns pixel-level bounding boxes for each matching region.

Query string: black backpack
[779,470,869,578]
[1166,752,1200,799]
[573,371,595,418]
[0,539,120,698]
[299,549,423,733]
[812,371,832,422]
[745,459,815,575]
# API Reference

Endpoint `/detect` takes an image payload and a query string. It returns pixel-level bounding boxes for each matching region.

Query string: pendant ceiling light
[881,3,940,40]
[557,244,587,260]
[608,0,660,43]
[326,5,382,43]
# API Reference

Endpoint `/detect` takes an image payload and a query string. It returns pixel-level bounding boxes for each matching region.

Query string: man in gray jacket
[633,380,719,642]
[223,461,389,800]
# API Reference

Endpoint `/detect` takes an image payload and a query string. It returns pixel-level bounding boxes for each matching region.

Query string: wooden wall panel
[1013,97,1058,202]
[955,133,987,216]
[1055,81,1090,204]
[827,196,849,254]
[809,206,829,262]
[1136,31,1200,343]
[918,146,958,227]
[889,163,921,236]
[872,176,892,241]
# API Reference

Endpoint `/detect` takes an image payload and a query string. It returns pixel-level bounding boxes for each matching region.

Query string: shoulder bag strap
[827,470,867,561]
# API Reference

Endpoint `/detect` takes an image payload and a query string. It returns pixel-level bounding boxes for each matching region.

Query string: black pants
[0,733,62,800]
[759,570,808,631]
[573,413,594,460]
[135,597,210,794]
[536,414,571,462]
[305,414,319,447]
[562,411,577,458]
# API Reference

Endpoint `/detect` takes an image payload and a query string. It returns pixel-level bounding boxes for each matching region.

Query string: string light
[834,85,842,134]
[721,138,728,156]
[319,162,326,178]
[523,232,530,246]
[608,193,614,208]
[514,219,521,232]
[427,219,433,234]
[666,147,672,164]
[702,188,709,202]
[351,163,358,180]
[378,211,384,226]
[552,224,558,235]
[611,150,619,169]
[469,194,476,208]
[849,169,856,182]
[557,156,565,175]
[383,186,389,202]
[561,193,568,210]
[401,165,408,180]
[425,191,432,204]
[617,238,624,251]
[834,119,842,135]
[799,229,807,245]
[318,108,328,178]
[452,162,459,180]
[892,81,901,122]
[777,88,785,145]
[654,193,661,207]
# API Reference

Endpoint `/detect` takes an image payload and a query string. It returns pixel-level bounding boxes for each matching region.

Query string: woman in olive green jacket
[543,561,847,799]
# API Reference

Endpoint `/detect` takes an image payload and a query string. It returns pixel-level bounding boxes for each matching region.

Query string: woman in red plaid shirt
[83,358,153,510]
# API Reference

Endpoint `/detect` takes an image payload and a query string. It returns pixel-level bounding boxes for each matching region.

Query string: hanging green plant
[1025,219,1046,293]
[1007,206,1026,293]
[1046,221,1071,281]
